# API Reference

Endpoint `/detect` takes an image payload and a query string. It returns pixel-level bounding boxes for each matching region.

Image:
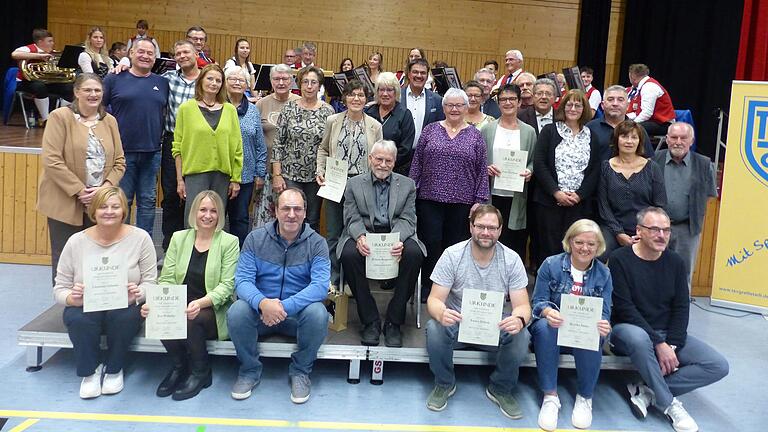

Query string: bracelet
[516,316,526,328]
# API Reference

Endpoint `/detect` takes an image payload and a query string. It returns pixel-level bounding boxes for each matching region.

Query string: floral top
[337,116,368,175]
[272,100,334,182]
[554,122,592,192]
[82,120,106,187]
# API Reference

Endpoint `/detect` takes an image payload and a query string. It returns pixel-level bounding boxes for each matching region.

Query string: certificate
[557,294,604,351]
[83,254,128,312]
[493,148,527,193]
[458,289,504,346]
[145,284,188,340]
[317,157,349,203]
[365,232,399,280]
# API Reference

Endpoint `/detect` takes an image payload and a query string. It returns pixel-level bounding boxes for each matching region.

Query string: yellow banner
[711,81,768,312]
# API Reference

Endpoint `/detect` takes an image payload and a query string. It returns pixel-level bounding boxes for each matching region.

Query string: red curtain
[736,0,768,80]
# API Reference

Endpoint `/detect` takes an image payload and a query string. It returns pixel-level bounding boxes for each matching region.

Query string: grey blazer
[480,119,537,230]
[653,149,717,235]
[337,172,426,259]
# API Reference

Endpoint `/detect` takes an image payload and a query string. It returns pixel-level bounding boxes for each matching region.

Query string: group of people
[21,21,727,431]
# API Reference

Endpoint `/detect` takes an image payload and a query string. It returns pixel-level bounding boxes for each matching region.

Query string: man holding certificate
[425,205,530,420]
[227,188,331,404]
[529,219,613,431]
[53,187,156,399]
[609,207,728,432]
[338,140,425,347]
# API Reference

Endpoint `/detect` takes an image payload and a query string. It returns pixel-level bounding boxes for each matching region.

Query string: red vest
[627,77,675,123]
[17,44,40,80]
[499,69,523,87]
[585,85,597,100]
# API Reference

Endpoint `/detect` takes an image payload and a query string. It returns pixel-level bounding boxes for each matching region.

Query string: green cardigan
[480,119,537,230]
[171,99,244,182]
[158,229,239,340]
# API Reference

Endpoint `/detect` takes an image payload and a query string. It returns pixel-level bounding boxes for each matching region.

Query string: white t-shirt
[570,265,585,295]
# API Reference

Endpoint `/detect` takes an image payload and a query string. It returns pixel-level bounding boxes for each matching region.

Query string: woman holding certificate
[317,80,383,289]
[409,88,489,300]
[480,83,536,258]
[37,73,126,286]
[529,219,613,431]
[141,190,239,401]
[597,120,666,258]
[531,89,600,269]
[53,187,156,399]
[271,65,335,231]
[364,72,416,176]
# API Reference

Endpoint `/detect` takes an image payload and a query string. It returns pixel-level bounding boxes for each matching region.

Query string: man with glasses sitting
[609,207,728,432]
[425,204,531,421]
[227,188,331,404]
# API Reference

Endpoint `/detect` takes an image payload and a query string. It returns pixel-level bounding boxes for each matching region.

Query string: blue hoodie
[235,221,330,316]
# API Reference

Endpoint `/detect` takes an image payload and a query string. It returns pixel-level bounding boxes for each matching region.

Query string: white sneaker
[79,364,103,399]
[664,398,699,432]
[101,369,124,395]
[572,394,593,429]
[627,382,655,418]
[537,394,561,431]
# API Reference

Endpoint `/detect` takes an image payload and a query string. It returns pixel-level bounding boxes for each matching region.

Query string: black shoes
[156,363,188,397]
[172,367,212,401]
[384,322,403,348]
[361,321,382,346]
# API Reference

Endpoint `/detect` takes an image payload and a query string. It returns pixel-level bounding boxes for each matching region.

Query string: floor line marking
[9,419,39,432]
[0,410,643,432]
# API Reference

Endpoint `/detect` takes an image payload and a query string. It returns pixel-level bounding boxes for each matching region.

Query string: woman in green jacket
[141,190,239,401]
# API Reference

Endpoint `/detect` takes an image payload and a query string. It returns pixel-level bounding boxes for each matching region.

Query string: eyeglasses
[378,87,395,93]
[227,77,246,84]
[272,76,291,82]
[639,224,672,235]
[371,156,395,165]
[445,103,466,110]
[534,91,554,98]
[347,93,366,100]
[564,102,584,110]
[572,239,598,249]
[498,96,518,104]
[301,79,319,86]
[472,224,500,232]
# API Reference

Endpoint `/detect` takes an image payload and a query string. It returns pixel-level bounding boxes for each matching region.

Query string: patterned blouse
[336,116,368,176]
[272,100,335,182]
[554,122,592,192]
[79,113,106,188]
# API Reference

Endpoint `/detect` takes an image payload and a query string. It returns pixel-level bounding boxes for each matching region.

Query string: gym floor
[1,263,764,432]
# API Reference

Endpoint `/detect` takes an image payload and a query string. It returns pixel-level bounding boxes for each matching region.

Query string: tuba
[20,52,76,83]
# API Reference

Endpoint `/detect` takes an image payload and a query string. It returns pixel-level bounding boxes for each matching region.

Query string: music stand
[253,64,274,91]
[152,57,176,75]
[562,66,585,91]
[57,45,84,69]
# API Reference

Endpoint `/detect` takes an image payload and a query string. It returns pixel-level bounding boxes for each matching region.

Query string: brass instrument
[20,52,76,83]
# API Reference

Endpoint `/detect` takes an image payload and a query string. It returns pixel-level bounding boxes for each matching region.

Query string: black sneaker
[360,321,381,346]
[383,322,403,347]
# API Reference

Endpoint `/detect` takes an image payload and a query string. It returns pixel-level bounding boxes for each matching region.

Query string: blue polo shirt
[103,71,169,152]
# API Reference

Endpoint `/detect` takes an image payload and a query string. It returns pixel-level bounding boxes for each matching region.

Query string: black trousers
[416,199,472,294]
[491,195,528,261]
[16,80,74,101]
[48,215,93,286]
[160,132,184,251]
[340,237,423,325]
[63,304,143,377]
[640,120,671,137]
[161,307,218,371]
[533,200,593,269]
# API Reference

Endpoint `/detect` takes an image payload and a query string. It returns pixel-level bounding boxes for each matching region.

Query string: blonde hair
[375,72,401,103]
[562,219,606,256]
[87,187,129,223]
[187,190,226,231]
[84,27,109,65]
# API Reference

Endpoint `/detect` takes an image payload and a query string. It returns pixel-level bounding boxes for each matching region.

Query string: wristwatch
[669,344,677,351]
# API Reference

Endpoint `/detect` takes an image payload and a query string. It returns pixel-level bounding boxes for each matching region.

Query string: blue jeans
[426,319,529,393]
[120,151,161,237]
[227,181,254,248]
[226,299,328,380]
[529,318,603,398]
[610,323,729,409]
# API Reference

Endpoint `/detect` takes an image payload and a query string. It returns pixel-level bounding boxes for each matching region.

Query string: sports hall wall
[46,0,626,86]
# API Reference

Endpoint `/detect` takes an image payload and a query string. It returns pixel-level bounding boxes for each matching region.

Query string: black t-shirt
[608,246,690,347]
[183,246,209,301]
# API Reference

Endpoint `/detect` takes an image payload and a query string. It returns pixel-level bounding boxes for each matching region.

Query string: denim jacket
[531,252,613,321]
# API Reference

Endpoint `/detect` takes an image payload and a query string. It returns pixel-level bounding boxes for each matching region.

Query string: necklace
[202,99,217,108]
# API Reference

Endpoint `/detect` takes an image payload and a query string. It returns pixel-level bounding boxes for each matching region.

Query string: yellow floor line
[9,419,39,432]
[0,410,643,432]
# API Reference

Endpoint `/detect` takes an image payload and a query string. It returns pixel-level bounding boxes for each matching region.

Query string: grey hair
[636,206,670,225]
[517,72,537,84]
[668,121,695,139]
[442,88,469,106]
[270,63,292,79]
[224,65,250,87]
[375,72,401,103]
[604,84,627,95]
[370,140,398,157]
[474,68,495,80]
[506,49,523,61]
[533,77,557,95]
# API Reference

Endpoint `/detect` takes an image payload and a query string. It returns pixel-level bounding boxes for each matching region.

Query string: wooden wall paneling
[24,155,38,254]
[13,154,27,253]
[0,154,5,253]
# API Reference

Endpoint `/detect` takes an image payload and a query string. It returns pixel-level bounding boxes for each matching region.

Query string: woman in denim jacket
[529,219,613,431]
